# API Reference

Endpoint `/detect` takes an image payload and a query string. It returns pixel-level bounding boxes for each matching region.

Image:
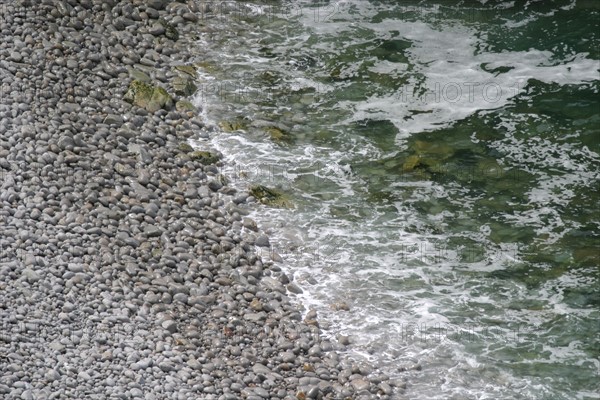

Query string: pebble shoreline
[0,1,405,399]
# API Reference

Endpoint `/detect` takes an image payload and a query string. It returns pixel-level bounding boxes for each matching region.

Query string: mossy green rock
[402,140,455,172]
[219,120,246,132]
[159,20,179,41]
[178,142,194,153]
[124,80,174,112]
[401,156,439,172]
[174,65,198,77]
[148,87,174,112]
[260,70,281,85]
[573,247,600,266]
[124,80,153,108]
[266,126,292,142]
[172,76,197,97]
[128,68,152,83]
[195,61,217,73]
[413,140,454,159]
[249,185,292,208]
[402,154,421,171]
[189,151,220,165]
[176,100,196,113]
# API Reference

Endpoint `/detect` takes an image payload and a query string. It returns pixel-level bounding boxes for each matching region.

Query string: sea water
[190,1,599,398]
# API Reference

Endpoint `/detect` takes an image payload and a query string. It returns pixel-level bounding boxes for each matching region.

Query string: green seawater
[192,0,599,398]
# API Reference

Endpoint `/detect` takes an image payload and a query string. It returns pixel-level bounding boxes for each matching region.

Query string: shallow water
[190,1,599,398]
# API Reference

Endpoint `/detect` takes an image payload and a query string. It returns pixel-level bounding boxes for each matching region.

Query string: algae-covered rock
[401,155,443,175]
[174,64,198,77]
[414,140,454,159]
[172,75,197,96]
[249,185,292,207]
[171,65,203,100]
[159,19,179,41]
[176,100,196,113]
[178,142,194,153]
[259,70,281,85]
[147,86,173,112]
[330,65,342,79]
[194,61,217,73]
[124,80,174,112]
[330,301,350,311]
[217,173,229,186]
[128,68,152,83]
[266,126,292,142]
[189,151,220,165]
[402,154,422,172]
[124,80,153,107]
[573,247,599,267]
[402,140,455,172]
[219,120,246,132]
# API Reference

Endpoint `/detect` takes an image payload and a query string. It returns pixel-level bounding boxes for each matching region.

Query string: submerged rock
[266,126,292,143]
[194,61,218,73]
[330,301,350,311]
[402,140,456,172]
[219,120,246,132]
[249,185,292,208]
[402,154,421,172]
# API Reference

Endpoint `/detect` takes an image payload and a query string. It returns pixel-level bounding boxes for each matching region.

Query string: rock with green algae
[330,301,350,311]
[128,68,152,83]
[178,142,194,153]
[414,140,454,157]
[171,64,201,97]
[266,126,292,142]
[189,151,220,165]
[124,80,174,112]
[172,75,197,96]
[249,185,292,208]
[259,70,281,85]
[219,120,246,132]
[194,61,217,73]
[174,64,198,77]
[573,247,599,266]
[402,154,421,171]
[402,140,455,172]
[159,19,179,41]
[176,100,196,113]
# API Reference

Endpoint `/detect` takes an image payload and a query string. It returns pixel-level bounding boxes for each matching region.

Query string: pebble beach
[0,0,404,399]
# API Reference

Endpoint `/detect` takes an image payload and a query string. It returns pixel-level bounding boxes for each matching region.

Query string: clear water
[189,1,600,398]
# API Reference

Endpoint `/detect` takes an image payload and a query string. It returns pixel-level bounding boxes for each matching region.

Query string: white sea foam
[335,21,599,142]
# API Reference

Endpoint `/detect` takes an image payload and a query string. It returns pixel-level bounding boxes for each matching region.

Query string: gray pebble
[45,369,61,381]
[255,234,270,247]
[22,268,41,283]
[287,283,303,294]
[351,378,370,391]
